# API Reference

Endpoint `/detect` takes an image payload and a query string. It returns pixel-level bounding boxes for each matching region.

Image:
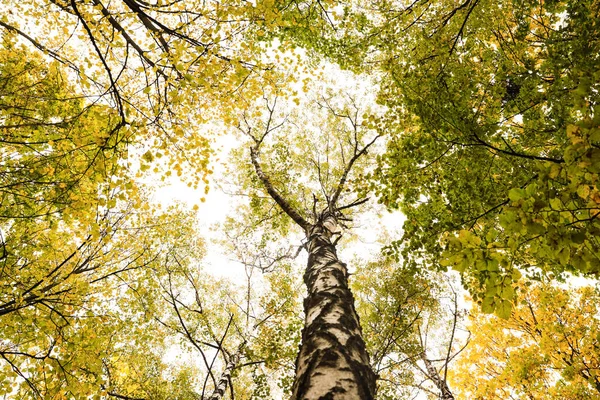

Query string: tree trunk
[249,145,376,398]
[421,354,454,400]
[291,217,377,399]
[208,352,240,400]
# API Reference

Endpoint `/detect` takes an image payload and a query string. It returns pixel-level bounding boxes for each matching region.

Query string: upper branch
[447,0,479,58]
[241,97,310,231]
[249,146,310,231]
[0,20,85,77]
[70,0,125,120]
[330,133,381,208]
[470,132,563,163]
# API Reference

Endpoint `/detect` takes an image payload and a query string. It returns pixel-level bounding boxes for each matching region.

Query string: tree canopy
[451,281,600,399]
[1,0,600,398]
[292,0,600,317]
[368,0,600,317]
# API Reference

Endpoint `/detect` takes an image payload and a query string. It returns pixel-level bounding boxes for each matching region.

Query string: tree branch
[249,146,310,231]
[330,133,381,208]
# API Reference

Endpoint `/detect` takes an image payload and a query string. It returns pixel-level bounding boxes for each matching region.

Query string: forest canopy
[1,0,599,399]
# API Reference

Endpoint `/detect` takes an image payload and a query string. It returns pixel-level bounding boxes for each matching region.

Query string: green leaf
[511,268,522,281]
[495,300,512,319]
[500,285,515,300]
[482,297,495,314]
[557,247,571,265]
[571,231,586,244]
[508,188,525,202]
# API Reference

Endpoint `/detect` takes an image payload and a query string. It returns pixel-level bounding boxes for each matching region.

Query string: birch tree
[353,256,467,399]
[228,80,383,398]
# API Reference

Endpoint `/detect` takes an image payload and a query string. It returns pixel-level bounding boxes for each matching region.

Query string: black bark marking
[292,221,376,399]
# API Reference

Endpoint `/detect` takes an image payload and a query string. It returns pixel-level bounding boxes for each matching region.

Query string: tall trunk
[208,352,240,400]
[421,354,454,400]
[291,218,377,400]
[249,145,376,398]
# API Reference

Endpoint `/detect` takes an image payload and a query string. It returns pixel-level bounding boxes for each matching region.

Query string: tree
[7,0,600,397]
[353,256,467,399]
[146,258,244,400]
[0,7,299,396]
[0,0,265,114]
[153,233,304,400]
[230,81,382,398]
[0,42,227,397]
[450,281,600,399]
[213,220,306,397]
[382,0,600,311]
[0,202,210,398]
[0,33,134,225]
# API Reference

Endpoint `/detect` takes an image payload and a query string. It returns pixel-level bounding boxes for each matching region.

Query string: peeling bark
[421,354,454,400]
[291,216,376,400]
[208,352,240,400]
